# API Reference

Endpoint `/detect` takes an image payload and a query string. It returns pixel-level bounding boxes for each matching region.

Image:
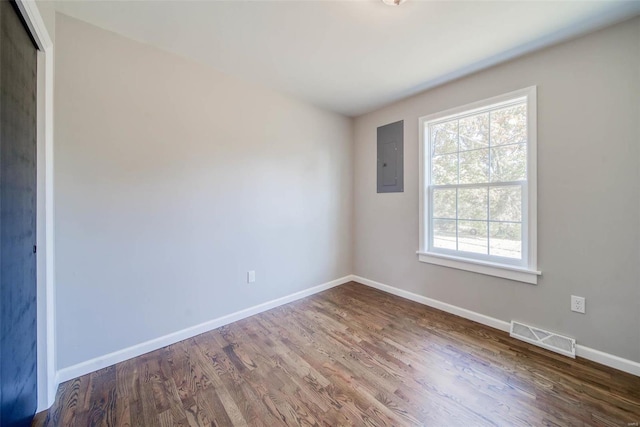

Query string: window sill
[416,251,541,284]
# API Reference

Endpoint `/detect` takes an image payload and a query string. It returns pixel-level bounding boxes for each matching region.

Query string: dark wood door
[0,1,38,426]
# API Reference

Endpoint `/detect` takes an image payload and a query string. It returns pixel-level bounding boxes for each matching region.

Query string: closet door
[0,1,38,426]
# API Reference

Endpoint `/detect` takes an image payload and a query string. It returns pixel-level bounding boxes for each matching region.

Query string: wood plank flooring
[34,282,640,426]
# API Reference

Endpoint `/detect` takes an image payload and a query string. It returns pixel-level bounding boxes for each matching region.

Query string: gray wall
[54,14,353,370]
[353,17,640,361]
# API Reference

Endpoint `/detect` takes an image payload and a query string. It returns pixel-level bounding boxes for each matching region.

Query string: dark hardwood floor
[34,282,640,426]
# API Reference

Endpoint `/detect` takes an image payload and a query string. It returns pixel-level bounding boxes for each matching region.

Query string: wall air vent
[510,321,576,358]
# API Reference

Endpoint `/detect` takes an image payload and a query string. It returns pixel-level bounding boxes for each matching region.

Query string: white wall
[354,17,640,362]
[54,14,353,370]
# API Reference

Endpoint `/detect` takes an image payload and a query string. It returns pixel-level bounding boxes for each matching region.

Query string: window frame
[417,87,540,284]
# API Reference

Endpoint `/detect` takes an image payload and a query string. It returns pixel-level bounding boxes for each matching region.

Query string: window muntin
[425,97,531,267]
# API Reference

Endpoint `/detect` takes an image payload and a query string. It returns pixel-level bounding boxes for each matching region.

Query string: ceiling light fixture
[382,0,407,5]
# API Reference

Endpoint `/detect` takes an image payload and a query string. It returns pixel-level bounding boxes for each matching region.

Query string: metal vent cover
[510,321,576,358]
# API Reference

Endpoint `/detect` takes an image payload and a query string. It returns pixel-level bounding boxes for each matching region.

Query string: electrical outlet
[247,270,256,283]
[571,295,585,314]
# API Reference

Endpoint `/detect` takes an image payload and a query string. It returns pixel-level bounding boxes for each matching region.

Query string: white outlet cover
[247,270,256,283]
[571,295,585,314]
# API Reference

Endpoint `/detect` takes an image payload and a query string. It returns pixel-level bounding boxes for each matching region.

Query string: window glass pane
[489,222,522,259]
[459,113,489,151]
[490,143,526,182]
[431,120,458,155]
[432,153,458,185]
[433,219,456,250]
[490,104,526,146]
[433,188,456,219]
[459,149,489,184]
[425,93,533,265]
[458,220,488,254]
[458,187,487,220]
[489,186,521,222]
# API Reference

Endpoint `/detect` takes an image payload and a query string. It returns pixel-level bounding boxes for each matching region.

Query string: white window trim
[417,86,540,285]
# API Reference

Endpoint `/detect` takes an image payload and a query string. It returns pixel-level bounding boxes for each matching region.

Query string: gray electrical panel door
[377,120,404,193]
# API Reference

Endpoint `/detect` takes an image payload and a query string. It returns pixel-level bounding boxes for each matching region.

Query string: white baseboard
[55,273,640,387]
[351,275,640,377]
[575,344,640,375]
[56,275,352,384]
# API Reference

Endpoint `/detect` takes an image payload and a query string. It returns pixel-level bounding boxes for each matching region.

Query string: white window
[418,87,540,284]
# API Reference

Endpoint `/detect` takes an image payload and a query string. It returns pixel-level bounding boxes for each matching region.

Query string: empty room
[1,0,640,425]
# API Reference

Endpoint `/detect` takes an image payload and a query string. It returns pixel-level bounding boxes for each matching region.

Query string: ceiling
[53,0,640,117]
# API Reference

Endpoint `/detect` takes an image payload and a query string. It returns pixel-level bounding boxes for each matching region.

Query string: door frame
[13,0,55,412]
